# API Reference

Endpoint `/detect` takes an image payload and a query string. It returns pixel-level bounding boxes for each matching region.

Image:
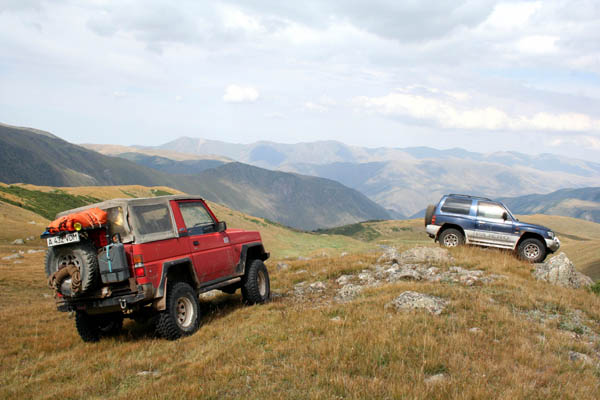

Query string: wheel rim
[57,254,82,293]
[257,270,267,297]
[443,233,459,247]
[524,243,540,260]
[175,297,194,328]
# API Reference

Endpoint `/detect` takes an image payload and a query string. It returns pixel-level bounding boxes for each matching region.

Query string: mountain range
[137,137,600,217]
[0,123,390,230]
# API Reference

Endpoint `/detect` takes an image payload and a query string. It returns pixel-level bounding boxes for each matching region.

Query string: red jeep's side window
[179,202,216,235]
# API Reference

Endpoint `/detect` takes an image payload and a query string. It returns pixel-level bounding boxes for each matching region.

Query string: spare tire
[424,204,435,227]
[45,242,98,296]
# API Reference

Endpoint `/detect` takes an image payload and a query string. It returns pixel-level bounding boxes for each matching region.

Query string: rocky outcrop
[533,253,593,289]
[385,291,448,315]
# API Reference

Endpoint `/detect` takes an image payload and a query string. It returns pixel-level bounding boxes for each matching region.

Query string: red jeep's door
[173,200,234,282]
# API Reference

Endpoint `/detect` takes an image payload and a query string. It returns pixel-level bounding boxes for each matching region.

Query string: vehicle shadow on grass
[115,293,247,342]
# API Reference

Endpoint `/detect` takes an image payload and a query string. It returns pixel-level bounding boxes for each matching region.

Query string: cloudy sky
[1,0,600,161]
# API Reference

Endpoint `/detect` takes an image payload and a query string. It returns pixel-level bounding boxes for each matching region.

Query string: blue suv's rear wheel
[439,228,465,248]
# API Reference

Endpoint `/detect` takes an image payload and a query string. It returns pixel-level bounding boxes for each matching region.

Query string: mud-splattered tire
[45,242,98,296]
[439,228,465,248]
[424,204,435,226]
[156,282,200,340]
[242,259,270,305]
[517,238,546,263]
[75,311,123,342]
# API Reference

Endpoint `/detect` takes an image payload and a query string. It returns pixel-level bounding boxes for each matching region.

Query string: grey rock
[11,239,25,245]
[533,253,593,289]
[308,281,327,292]
[335,284,363,302]
[28,221,37,225]
[424,373,448,385]
[276,262,290,271]
[398,247,453,264]
[27,249,45,254]
[137,370,161,377]
[387,267,423,282]
[25,236,35,241]
[2,253,24,261]
[568,351,594,366]
[340,252,348,257]
[469,327,483,334]
[297,256,311,261]
[294,269,308,275]
[336,275,354,286]
[385,291,448,315]
[378,247,399,264]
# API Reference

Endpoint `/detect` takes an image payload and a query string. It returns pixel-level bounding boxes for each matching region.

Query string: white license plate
[47,232,80,247]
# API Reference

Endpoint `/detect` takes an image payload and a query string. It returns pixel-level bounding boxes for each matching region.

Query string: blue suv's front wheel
[439,228,465,248]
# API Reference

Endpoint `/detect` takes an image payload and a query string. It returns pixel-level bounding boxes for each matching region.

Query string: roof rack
[447,193,493,201]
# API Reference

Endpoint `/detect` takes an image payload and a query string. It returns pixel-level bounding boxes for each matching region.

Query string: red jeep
[42,195,270,342]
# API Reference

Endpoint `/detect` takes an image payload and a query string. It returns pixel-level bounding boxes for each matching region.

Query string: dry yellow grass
[1,245,599,399]
[1,184,600,398]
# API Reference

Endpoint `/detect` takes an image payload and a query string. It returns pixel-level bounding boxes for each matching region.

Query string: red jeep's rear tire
[156,282,201,340]
[75,311,123,342]
[242,259,270,305]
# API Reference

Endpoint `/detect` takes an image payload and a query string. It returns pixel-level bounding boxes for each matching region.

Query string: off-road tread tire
[75,311,100,342]
[75,311,123,342]
[242,259,270,305]
[45,242,98,296]
[517,238,546,263]
[424,204,435,226]
[439,228,465,248]
[155,282,200,340]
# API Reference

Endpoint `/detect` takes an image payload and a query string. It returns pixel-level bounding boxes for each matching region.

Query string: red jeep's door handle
[193,241,199,246]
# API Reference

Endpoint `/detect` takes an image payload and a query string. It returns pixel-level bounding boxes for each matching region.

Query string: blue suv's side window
[441,197,472,215]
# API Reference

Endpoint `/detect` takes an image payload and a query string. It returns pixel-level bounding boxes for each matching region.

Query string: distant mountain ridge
[146,137,600,216]
[500,187,600,223]
[0,124,390,230]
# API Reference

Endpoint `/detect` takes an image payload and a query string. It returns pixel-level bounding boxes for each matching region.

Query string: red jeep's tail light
[431,215,436,224]
[133,254,145,277]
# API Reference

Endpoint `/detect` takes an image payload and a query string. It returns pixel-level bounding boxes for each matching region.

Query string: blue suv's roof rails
[447,193,493,201]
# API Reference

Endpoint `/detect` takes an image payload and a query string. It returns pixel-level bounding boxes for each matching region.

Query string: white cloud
[354,88,600,132]
[516,35,559,54]
[223,84,260,103]
[304,101,328,112]
[549,135,600,149]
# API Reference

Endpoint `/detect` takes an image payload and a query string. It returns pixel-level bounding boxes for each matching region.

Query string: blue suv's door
[473,201,519,249]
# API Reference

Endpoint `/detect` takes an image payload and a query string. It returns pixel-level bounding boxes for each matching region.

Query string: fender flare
[156,257,199,299]
[235,243,269,275]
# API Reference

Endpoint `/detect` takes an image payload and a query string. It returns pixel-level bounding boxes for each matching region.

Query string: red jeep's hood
[226,229,262,244]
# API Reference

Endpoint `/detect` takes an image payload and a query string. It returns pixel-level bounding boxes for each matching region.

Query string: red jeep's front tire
[242,259,270,305]
[156,282,201,340]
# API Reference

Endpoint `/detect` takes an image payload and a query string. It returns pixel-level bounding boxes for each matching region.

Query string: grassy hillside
[0,183,369,258]
[194,162,391,230]
[2,244,600,398]
[1,125,392,230]
[1,183,600,398]
[501,187,600,223]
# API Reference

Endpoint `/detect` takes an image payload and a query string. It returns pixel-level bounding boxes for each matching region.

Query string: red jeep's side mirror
[216,221,227,232]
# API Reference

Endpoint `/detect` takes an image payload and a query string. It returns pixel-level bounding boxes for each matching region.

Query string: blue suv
[425,194,560,263]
